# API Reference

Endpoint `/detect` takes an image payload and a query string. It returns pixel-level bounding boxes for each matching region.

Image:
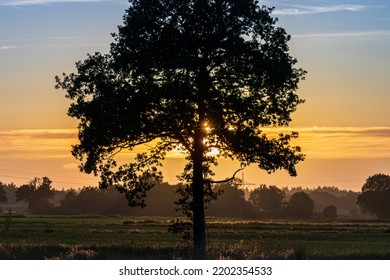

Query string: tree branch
[205,168,243,184]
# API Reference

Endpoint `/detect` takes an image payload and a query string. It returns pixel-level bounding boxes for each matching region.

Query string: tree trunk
[192,60,209,259]
[191,129,207,259]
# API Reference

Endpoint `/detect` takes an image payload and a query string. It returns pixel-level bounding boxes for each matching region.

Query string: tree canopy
[16,177,55,214]
[250,185,285,217]
[56,0,305,258]
[357,174,390,218]
[0,182,7,203]
[206,182,255,218]
[322,205,337,218]
[286,191,314,218]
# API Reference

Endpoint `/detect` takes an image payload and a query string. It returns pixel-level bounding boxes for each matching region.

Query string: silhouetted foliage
[56,0,305,258]
[54,182,179,216]
[207,183,255,218]
[283,186,359,216]
[250,185,285,217]
[357,174,390,218]
[0,183,17,204]
[0,182,7,203]
[0,182,7,214]
[308,190,338,212]
[15,177,55,214]
[285,191,314,218]
[322,205,337,218]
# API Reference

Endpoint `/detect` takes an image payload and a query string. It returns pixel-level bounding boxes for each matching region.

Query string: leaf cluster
[357,174,390,218]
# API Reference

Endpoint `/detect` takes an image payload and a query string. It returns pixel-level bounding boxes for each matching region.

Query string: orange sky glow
[1,127,390,191]
[1,1,390,191]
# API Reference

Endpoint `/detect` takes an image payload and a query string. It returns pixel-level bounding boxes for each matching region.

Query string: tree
[16,177,55,214]
[286,191,314,218]
[250,185,285,217]
[0,182,8,203]
[58,189,80,215]
[0,182,7,214]
[357,174,390,218]
[207,182,255,218]
[322,205,337,218]
[56,0,305,258]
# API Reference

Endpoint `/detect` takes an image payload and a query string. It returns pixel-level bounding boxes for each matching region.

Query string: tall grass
[2,216,390,259]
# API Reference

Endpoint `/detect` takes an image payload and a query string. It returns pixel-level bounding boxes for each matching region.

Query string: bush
[322,205,337,218]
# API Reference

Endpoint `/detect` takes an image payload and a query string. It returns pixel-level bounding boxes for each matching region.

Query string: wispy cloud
[1,127,390,189]
[0,129,77,159]
[45,36,80,40]
[0,0,102,6]
[0,45,18,50]
[293,30,390,39]
[263,127,390,159]
[1,36,80,50]
[273,4,370,16]
[2,127,390,161]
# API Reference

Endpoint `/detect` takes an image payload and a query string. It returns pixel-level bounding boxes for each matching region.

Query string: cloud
[0,129,77,159]
[292,30,390,39]
[0,0,103,6]
[1,126,390,163]
[262,127,390,160]
[0,45,18,50]
[1,127,390,189]
[62,162,79,170]
[46,36,79,40]
[0,36,81,51]
[273,4,370,16]
[0,129,77,139]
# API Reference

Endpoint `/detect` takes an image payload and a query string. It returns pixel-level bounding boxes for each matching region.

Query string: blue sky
[1,0,390,189]
[1,0,389,128]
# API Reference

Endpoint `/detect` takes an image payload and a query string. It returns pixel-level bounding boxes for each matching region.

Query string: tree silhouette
[16,177,55,214]
[250,185,285,217]
[286,191,314,218]
[0,182,7,203]
[207,182,255,218]
[357,174,390,218]
[56,0,305,258]
[322,205,337,218]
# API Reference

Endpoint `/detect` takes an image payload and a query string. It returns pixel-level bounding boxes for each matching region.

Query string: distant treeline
[0,178,363,219]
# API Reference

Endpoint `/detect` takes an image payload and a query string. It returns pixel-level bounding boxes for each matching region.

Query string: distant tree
[357,174,390,218]
[0,182,17,204]
[56,182,178,216]
[250,185,284,217]
[61,189,78,206]
[285,191,314,218]
[56,0,305,258]
[57,189,79,215]
[58,187,109,215]
[141,182,178,216]
[0,182,8,203]
[309,190,339,213]
[322,205,337,218]
[16,177,55,214]
[15,184,35,205]
[0,182,7,214]
[207,183,255,218]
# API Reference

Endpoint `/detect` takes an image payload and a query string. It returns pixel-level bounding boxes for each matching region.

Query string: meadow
[1,215,390,260]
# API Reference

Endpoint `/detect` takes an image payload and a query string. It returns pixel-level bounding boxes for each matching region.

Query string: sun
[207,147,219,156]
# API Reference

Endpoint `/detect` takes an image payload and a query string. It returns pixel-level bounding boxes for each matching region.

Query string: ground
[1,216,390,259]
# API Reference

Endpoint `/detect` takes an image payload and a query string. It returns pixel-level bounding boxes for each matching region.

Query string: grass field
[1,215,390,259]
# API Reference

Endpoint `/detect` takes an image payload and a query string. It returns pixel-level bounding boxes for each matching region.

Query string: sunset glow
[1,0,390,191]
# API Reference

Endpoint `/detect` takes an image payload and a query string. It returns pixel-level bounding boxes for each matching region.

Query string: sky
[1,0,390,191]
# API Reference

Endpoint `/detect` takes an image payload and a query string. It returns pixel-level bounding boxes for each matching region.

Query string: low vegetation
[0,180,362,218]
[1,174,389,259]
[2,216,390,260]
